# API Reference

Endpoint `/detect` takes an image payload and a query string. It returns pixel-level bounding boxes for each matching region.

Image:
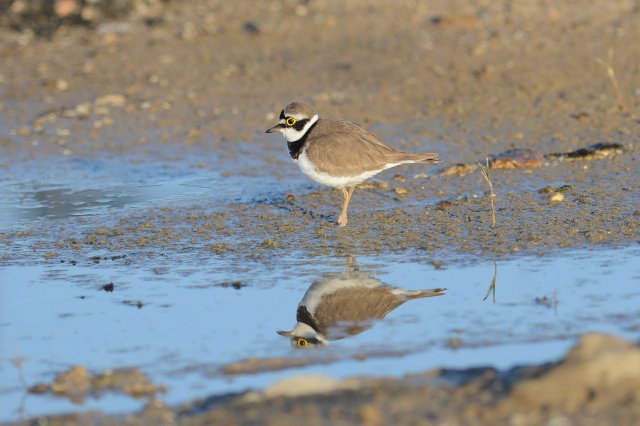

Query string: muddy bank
[10,333,640,426]
[2,148,638,267]
[0,0,639,267]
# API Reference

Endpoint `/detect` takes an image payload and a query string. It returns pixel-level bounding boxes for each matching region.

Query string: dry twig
[483,261,498,303]
[477,157,496,228]
[11,353,29,390]
[596,49,630,116]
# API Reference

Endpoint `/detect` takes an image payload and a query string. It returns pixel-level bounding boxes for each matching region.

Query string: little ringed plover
[266,102,441,226]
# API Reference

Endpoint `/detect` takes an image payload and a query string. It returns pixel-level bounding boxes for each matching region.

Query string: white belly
[296,151,384,188]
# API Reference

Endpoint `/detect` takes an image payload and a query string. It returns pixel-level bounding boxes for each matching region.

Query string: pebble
[436,200,453,210]
[449,337,463,350]
[97,23,132,36]
[243,22,260,35]
[53,79,69,91]
[439,163,478,176]
[72,103,92,118]
[94,94,126,108]
[490,148,543,169]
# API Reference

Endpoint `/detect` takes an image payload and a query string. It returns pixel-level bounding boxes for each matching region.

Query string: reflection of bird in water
[278,270,445,348]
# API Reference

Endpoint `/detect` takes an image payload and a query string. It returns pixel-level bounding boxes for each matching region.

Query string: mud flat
[0,0,639,424]
[10,333,637,426]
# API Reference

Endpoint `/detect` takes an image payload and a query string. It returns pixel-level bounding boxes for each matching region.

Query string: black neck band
[296,305,322,333]
[287,119,318,160]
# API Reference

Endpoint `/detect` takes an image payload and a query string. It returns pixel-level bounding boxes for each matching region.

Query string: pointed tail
[392,152,441,164]
[401,287,447,300]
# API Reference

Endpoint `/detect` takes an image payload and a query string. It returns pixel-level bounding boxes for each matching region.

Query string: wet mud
[1,0,639,424]
[9,334,640,426]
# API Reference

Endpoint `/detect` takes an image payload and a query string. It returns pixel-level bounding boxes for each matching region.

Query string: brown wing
[304,119,402,176]
[314,287,405,331]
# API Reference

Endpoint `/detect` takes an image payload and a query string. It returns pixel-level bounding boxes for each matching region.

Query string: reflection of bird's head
[277,305,329,348]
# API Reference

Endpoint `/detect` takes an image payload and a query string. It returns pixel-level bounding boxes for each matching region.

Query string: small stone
[51,365,90,395]
[490,148,543,169]
[74,103,92,118]
[436,200,453,210]
[572,112,590,121]
[449,337,463,350]
[545,143,625,161]
[94,94,126,108]
[97,23,132,36]
[53,79,69,91]
[82,61,94,74]
[439,163,478,176]
[243,22,259,35]
[358,181,390,191]
[260,239,278,249]
[263,375,342,398]
[28,383,49,394]
[54,0,79,18]
[550,192,565,202]
[395,187,408,195]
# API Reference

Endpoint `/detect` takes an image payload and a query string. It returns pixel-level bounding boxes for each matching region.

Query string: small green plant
[477,157,496,228]
[596,49,630,116]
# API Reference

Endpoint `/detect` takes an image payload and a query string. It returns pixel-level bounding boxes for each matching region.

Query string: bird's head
[277,322,328,348]
[266,101,319,143]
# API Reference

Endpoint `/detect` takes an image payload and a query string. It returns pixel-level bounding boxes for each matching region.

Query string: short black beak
[266,123,283,133]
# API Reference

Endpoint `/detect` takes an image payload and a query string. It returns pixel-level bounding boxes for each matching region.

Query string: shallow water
[1,243,639,421]
[0,151,302,232]
[1,153,639,421]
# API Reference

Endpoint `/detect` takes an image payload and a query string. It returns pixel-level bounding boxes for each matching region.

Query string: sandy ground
[1,0,640,424]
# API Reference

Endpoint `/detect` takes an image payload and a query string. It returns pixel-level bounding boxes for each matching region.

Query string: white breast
[296,151,385,188]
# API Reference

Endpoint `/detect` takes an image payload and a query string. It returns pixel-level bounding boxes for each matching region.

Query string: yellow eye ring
[286,117,297,126]
[296,338,308,347]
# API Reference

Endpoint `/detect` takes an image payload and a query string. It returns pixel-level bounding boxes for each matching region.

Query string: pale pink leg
[337,186,356,227]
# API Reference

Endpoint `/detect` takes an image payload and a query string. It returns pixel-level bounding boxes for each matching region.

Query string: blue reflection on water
[1,245,639,421]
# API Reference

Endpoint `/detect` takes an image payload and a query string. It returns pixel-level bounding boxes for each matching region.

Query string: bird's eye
[286,117,297,126]
[296,338,308,347]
